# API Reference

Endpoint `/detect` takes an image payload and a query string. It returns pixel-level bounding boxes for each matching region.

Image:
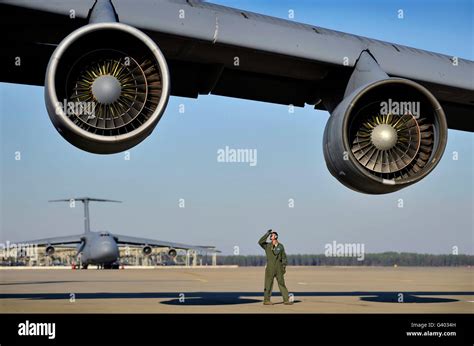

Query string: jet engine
[323,53,447,194]
[45,22,170,154]
[142,245,152,256]
[168,249,177,258]
[45,245,55,256]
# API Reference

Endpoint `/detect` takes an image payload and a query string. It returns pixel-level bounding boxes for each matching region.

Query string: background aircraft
[16,198,218,269]
[0,0,472,194]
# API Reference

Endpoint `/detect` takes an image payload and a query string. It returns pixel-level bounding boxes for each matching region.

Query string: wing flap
[114,234,217,253]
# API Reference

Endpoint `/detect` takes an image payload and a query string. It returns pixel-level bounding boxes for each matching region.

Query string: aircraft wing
[14,234,84,247]
[1,0,472,132]
[113,234,219,253]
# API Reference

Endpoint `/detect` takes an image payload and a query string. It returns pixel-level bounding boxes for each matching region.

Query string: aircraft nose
[94,240,119,262]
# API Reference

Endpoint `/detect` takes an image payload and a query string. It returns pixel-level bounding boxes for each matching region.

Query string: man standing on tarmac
[258,229,293,305]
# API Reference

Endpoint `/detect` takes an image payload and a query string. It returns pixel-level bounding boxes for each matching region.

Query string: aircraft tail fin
[49,197,122,233]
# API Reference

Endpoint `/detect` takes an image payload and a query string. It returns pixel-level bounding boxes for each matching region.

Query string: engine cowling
[45,246,55,256]
[142,246,152,256]
[323,78,447,194]
[168,249,177,258]
[45,22,170,154]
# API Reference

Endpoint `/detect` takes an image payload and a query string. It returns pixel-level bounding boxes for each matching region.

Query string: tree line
[215,252,474,266]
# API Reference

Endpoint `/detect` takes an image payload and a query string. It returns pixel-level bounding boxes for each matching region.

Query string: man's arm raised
[258,230,271,249]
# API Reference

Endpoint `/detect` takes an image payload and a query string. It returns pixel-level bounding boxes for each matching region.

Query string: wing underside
[0,0,472,131]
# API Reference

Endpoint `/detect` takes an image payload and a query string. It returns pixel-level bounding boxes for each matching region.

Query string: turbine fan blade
[350,110,435,179]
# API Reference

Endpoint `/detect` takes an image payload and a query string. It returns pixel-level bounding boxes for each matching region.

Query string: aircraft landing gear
[103,263,120,269]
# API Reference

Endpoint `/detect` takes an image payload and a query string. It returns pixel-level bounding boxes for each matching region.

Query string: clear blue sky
[1,0,472,255]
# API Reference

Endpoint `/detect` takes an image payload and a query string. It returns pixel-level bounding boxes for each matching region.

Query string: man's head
[270,231,279,242]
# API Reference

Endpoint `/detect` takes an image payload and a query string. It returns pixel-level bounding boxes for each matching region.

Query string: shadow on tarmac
[0,291,471,305]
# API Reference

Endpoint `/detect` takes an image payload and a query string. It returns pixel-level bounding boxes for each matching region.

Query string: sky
[0,0,473,255]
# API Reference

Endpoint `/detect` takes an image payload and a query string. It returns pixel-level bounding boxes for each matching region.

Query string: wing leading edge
[12,234,84,247]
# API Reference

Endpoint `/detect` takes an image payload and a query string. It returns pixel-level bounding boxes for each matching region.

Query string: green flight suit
[258,231,290,303]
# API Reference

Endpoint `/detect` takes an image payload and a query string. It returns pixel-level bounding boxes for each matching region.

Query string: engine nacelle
[45,22,170,154]
[168,249,177,258]
[323,78,447,194]
[45,246,55,256]
[142,246,152,256]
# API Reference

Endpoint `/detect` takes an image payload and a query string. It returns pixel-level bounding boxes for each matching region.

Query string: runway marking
[297,282,308,285]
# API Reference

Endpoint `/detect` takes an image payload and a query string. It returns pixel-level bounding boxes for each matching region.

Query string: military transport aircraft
[0,0,472,194]
[16,198,217,269]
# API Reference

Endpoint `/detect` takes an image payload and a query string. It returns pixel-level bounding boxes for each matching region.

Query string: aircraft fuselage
[78,232,120,266]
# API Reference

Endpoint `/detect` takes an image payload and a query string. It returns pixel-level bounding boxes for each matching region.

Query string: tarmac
[0,266,473,313]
